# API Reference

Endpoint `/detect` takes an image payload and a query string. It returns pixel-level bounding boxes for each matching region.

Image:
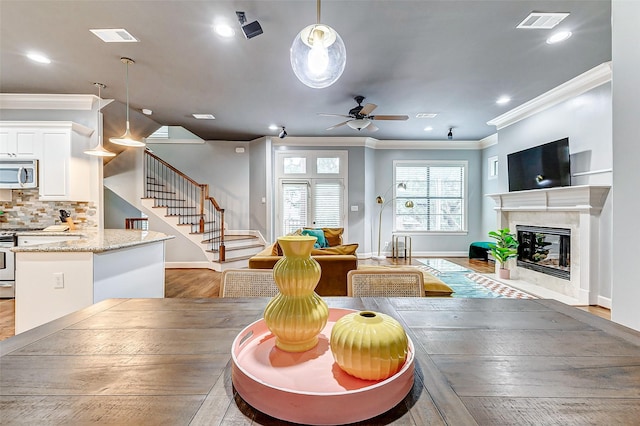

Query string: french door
[279,179,344,235]
[275,150,348,237]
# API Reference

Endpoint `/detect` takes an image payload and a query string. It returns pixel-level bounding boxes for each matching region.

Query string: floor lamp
[372,183,413,260]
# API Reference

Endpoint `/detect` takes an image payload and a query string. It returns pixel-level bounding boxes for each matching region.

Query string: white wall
[611,0,640,330]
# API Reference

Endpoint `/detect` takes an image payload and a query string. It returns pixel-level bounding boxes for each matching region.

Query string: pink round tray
[231,308,415,425]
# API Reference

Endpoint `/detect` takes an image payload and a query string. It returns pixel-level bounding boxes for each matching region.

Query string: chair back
[347,269,424,297]
[220,269,279,297]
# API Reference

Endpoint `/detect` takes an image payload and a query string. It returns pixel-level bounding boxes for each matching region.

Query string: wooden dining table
[1,297,639,425]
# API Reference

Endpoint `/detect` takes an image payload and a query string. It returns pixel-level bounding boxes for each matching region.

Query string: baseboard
[165,261,214,269]
[597,296,612,309]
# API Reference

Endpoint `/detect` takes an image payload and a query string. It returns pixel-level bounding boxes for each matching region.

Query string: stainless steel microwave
[0,159,38,189]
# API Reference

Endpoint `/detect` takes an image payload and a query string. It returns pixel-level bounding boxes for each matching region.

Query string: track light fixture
[278,127,287,139]
[236,11,263,39]
[447,128,453,140]
[110,57,145,147]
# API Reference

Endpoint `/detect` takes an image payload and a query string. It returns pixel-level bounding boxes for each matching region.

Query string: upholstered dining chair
[220,269,279,297]
[347,269,425,297]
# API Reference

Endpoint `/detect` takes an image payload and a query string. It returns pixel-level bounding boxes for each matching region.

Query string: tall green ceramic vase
[264,235,329,352]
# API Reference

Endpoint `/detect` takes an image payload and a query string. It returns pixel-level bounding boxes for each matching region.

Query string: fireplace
[516,225,570,280]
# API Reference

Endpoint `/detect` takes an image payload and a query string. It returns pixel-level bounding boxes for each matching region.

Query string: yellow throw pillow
[311,243,358,256]
[322,227,343,247]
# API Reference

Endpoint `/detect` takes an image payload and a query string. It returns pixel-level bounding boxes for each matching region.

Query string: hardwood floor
[0,257,610,342]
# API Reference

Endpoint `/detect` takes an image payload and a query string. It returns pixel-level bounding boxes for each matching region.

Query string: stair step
[146,189,175,194]
[202,235,257,244]
[153,197,187,202]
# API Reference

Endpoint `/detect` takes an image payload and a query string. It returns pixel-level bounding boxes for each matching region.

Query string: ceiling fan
[319,95,409,132]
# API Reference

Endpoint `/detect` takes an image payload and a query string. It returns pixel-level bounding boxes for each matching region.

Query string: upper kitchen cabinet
[38,122,93,201]
[0,121,94,201]
[0,126,41,158]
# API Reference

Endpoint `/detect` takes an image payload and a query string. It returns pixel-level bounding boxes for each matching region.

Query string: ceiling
[0,1,611,143]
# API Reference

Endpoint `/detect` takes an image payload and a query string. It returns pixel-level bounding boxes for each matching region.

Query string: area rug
[416,259,536,299]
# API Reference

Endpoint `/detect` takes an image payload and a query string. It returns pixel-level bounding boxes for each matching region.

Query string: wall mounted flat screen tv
[507,137,571,192]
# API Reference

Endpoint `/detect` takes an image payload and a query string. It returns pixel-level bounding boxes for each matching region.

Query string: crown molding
[271,136,483,150]
[0,93,96,110]
[487,61,612,130]
[478,133,498,149]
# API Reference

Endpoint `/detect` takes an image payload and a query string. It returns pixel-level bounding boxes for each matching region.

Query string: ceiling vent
[516,12,569,29]
[90,28,138,42]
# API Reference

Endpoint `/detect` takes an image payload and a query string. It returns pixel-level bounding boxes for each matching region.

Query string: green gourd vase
[264,235,329,352]
[330,311,408,380]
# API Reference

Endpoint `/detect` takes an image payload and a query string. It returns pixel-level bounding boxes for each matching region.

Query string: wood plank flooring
[0,257,609,341]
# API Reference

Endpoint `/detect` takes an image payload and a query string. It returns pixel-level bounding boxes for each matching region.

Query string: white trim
[487,62,612,130]
[597,296,612,309]
[572,168,612,177]
[273,136,482,150]
[0,120,93,136]
[0,93,96,110]
[479,133,498,149]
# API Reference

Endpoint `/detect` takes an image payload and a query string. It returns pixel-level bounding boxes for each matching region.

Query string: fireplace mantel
[487,185,611,214]
[487,185,611,306]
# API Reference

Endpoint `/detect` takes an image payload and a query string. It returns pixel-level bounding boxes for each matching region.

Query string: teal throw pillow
[301,228,328,248]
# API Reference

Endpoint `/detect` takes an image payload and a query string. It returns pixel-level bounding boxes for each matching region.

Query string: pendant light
[110,57,145,147]
[84,83,116,157]
[290,0,346,89]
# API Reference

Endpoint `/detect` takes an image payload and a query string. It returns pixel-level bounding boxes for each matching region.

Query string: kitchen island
[12,229,174,334]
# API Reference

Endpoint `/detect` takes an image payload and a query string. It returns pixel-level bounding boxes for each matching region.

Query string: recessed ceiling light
[416,113,438,119]
[90,28,138,43]
[517,12,570,29]
[213,24,235,38]
[26,52,51,64]
[496,96,511,105]
[546,31,572,44]
[423,126,433,131]
[268,124,279,131]
[142,109,152,115]
[192,114,215,120]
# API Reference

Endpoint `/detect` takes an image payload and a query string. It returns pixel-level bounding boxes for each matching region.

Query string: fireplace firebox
[516,225,570,280]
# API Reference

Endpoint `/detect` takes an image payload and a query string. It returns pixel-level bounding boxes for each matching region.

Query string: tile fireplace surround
[488,185,610,306]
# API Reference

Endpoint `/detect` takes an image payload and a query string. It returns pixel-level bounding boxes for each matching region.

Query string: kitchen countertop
[11,229,174,253]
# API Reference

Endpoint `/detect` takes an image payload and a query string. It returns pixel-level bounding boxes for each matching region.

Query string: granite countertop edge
[11,229,175,253]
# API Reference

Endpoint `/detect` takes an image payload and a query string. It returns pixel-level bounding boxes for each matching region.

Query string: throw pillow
[301,228,328,248]
[322,227,343,247]
[311,243,358,256]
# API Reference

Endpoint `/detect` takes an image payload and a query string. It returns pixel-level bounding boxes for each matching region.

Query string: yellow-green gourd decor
[264,235,329,352]
[330,311,408,380]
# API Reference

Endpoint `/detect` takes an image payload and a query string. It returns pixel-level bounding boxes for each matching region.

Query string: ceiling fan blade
[326,121,350,130]
[318,113,352,118]
[370,114,409,121]
[359,103,377,116]
[367,123,379,132]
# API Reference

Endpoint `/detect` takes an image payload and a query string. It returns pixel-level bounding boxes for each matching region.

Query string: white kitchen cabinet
[0,127,40,158]
[0,121,94,201]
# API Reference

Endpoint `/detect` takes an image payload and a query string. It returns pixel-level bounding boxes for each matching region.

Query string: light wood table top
[1,297,639,425]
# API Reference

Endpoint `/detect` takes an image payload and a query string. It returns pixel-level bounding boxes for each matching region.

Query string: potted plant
[488,228,519,279]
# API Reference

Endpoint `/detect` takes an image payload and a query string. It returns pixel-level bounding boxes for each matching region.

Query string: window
[394,161,467,232]
[488,156,498,180]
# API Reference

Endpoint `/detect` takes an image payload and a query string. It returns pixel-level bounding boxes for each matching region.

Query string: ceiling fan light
[346,119,370,130]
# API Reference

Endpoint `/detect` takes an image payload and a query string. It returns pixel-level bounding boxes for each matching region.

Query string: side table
[392,234,412,260]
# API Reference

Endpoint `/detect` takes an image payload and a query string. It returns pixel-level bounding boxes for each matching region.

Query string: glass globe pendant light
[290,0,346,89]
[110,57,145,147]
[84,82,116,157]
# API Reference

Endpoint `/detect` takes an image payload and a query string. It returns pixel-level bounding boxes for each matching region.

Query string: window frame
[393,159,469,235]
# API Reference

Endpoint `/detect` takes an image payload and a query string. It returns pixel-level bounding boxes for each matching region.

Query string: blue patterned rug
[416,259,535,299]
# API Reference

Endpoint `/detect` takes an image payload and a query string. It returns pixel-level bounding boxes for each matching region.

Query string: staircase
[141,150,265,270]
